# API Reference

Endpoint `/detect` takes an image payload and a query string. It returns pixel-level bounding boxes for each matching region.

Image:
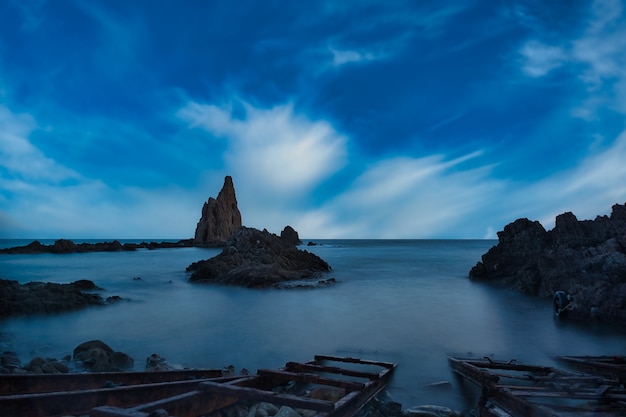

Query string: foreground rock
[0,239,194,254]
[0,278,112,319]
[469,203,626,325]
[194,175,243,247]
[187,227,332,288]
[73,340,134,372]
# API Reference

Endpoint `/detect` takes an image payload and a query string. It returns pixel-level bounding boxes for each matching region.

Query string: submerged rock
[187,227,332,288]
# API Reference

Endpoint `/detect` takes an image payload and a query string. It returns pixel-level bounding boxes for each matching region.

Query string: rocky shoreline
[470,202,626,325]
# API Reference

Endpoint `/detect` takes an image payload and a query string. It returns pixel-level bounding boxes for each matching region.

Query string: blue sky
[1,0,625,239]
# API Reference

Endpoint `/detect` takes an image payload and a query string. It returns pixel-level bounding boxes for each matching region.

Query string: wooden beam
[256,369,366,391]
[199,380,336,411]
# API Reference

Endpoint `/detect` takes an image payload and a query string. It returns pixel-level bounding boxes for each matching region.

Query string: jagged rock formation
[280,225,302,246]
[470,203,626,325]
[0,278,111,318]
[194,176,242,246]
[187,227,332,288]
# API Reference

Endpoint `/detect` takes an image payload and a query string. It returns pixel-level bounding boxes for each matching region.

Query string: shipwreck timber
[0,355,396,417]
[449,356,626,417]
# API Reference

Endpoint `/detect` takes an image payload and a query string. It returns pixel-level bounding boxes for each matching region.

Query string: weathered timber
[557,355,626,386]
[449,356,626,417]
[0,377,238,417]
[0,368,224,395]
[51,355,396,417]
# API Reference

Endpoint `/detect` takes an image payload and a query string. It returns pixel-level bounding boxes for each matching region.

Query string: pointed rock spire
[194,176,242,246]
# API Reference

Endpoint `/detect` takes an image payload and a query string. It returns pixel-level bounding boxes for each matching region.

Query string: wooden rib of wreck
[0,355,396,417]
[557,355,626,387]
[449,356,626,417]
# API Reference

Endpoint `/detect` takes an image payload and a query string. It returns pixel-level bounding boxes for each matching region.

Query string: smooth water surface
[1,239,625,410]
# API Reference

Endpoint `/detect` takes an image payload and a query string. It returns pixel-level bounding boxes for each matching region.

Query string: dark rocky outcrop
[187,227,332,288]
[0,278,115,319]
[194,176,242,247]
[0,239,195,254]
[280,225,302,246]
[73,340,134,372]
[470,203,626,325]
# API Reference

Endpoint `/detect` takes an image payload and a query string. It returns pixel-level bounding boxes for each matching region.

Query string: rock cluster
[0,340,133,374]
[187,227,332,288]
[73,340,134,372]
[0,278,113,318]
[470,203,626,324]
[0,239,194,254]
[194,176,243,246]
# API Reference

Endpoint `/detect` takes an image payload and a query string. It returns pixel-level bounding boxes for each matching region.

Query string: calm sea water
[1,239,625,411]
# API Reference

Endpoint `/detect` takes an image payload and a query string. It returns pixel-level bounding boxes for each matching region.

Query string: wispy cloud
[0,104,201,238]
[518,0,626,119]
[297,151,504,239]
[0,106,80,183]
[178,100,348,194]
[519,41,567,77]
[328,46,383,67]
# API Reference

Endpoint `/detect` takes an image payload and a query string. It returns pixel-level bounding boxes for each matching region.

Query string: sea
[1,238,625,411]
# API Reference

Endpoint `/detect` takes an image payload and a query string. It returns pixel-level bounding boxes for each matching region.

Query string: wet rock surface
[470,202,626,324]
[187,227,332,288]
[0,278,112,319]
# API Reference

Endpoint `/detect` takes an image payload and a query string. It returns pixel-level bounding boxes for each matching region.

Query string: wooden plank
[313,355,396,369]
[256,369,366,391]
[506,388,626,401]
[199,380,336,411]
[92,390,239,417]
[0,379,211,417]
[0,369,224,395]
[557,356,626,383]
[285,362,380,380]
[448,357,500,387]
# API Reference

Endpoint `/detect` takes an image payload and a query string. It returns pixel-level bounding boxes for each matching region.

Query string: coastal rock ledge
[187,227,332,288]
[469,202,626,325]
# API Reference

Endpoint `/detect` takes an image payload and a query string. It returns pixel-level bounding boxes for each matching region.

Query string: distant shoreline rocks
[0,238,196,254]
[470,202,626,325]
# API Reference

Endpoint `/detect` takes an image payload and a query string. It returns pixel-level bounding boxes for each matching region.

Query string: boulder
[73,340,134,372]
[194,176,243,246]
[187,227,332,288]
[470,203,626,325]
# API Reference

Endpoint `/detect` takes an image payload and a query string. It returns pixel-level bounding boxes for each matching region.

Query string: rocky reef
[187,227,332,288]
[469,202,626,324]
[194,175,243,246]
[0,278,118,319]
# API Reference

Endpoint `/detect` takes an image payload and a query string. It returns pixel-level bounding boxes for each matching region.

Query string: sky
[1,0,626,239]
